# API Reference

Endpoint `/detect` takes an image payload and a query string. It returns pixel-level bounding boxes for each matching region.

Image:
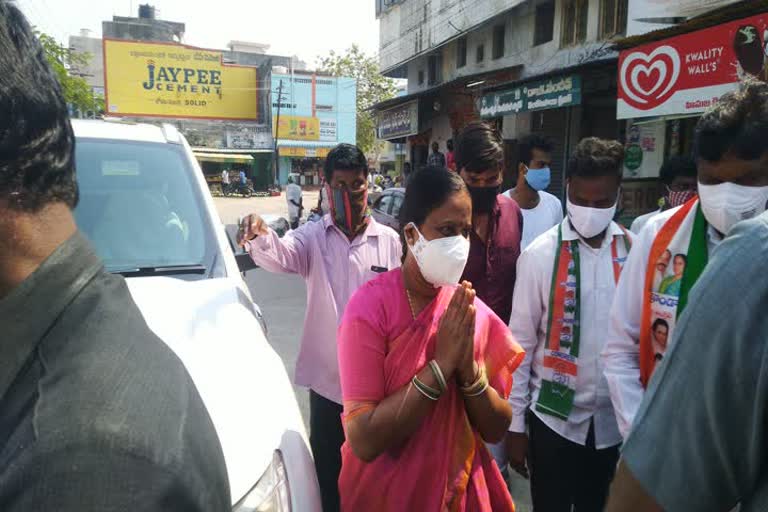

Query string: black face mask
[468,185,500,214]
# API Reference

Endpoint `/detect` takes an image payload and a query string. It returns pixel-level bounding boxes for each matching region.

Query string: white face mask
[407,223,470,288]
[698,182,768,236]
[566,197,617,239]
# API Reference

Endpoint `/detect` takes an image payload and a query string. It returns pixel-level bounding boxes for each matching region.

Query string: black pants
[528,413,620,512]
[309,391,345,512]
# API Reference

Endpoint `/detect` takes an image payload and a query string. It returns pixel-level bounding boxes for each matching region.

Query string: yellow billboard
[103,39,258,121]
[273,115,320,141]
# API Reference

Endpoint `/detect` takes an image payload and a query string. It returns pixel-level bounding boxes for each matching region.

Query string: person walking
[221,168,230,194]
[629,156,697,234]
[503,134,564,249]
[455,122,524,475]
[602,80,768,441]
[427,141,447,168]
[507,138,633,511]
[0,4,230,509]
[446,139,457,171]
[286,176,303,230]
[337,167,524,511]
[238,143,402,512]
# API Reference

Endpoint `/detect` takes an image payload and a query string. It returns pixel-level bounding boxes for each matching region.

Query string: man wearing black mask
[457,122,523,325]
[456,122,524,479]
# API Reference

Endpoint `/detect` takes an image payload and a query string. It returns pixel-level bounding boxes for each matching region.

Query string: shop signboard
[618,13,768,119]
[377,100,419,140]
[273,115,320,141]
[627,0,740,37]
[278,146,331,158]
[103,39,258,121]
[320,119,338,142]
[480,75,581,118]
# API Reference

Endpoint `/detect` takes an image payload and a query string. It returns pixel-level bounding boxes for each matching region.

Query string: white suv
[71,119,321,511]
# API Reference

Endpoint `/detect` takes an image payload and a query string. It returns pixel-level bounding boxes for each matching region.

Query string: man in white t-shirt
[285,176,303,230]
[503,135,563,248]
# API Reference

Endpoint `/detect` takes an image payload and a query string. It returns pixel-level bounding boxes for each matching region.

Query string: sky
[15,0,381,66]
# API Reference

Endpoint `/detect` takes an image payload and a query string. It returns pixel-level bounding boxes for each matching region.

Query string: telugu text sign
[377,100,419,140]
[103,39,258,121]
[618,13,768,119]
[480,75,581,118]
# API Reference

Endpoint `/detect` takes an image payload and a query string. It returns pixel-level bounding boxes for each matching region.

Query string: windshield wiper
[111,264,207,277]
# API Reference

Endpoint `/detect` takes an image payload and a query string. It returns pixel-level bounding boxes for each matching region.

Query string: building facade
[373,0,630,200]
[271,71,357,185]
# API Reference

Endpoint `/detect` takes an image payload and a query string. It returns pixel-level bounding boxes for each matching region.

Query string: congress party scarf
[639,198,708,387]
[536,223,631,421]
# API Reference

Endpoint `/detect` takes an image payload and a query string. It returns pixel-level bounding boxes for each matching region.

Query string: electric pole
[273,79,285,186]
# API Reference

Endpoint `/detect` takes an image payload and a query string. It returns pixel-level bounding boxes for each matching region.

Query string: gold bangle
[412,375,440,401]
[464,378,489,397]
[460,365,488,396]
[428,360,448,393]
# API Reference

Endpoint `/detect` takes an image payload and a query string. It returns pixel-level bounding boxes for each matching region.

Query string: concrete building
[373,0,629,199]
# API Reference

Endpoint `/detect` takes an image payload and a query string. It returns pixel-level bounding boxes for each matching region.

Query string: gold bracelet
[464,377,489,397]
[412,375,440,401]
[428,360,448,393]
[460,365,488,396]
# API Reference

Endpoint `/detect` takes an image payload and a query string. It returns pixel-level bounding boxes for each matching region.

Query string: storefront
[193,149,273,193]
[481,72,586,199]
[616,9,768,221]
[276,142,336,186]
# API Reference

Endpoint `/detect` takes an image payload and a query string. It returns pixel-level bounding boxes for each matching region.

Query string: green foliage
[317,45,396,155]
[37,31,104,114]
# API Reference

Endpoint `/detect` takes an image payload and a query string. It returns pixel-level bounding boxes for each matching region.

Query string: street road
[214,194,532,511]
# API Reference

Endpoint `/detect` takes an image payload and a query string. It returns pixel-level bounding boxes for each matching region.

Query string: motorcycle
[223,182,253,198]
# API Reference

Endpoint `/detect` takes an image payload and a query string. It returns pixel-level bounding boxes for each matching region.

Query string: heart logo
[620,46,681,110]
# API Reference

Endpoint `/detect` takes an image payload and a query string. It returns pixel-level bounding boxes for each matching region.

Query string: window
[561,0,588,47]
[492,24,506,59]
[476,43,485,63]
[534,1,555,46]
[427,52,443,86]
[375,194,394,214]
[600,0,628,39]
[457,37,467,68]
[418,69,425,85]
[391,194,404,219]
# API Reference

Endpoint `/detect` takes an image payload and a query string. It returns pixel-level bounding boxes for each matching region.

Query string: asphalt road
[215,196,532,511]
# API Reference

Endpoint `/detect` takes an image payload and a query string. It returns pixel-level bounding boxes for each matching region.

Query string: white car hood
[126,276,307,504]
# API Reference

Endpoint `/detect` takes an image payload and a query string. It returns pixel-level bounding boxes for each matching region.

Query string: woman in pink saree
[338,167,524,511]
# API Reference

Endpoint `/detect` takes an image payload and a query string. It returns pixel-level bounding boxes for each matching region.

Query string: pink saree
[338,269,525,511]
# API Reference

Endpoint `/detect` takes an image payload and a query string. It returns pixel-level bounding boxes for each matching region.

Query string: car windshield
[74,138,216,277]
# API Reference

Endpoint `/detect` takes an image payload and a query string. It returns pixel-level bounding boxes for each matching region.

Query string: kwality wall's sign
[618,13,768,119]
[480,75,581,118]
[104,39,259,121]
[377,100,419,140]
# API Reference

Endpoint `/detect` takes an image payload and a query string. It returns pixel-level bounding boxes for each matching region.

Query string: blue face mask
[525,166,551,191]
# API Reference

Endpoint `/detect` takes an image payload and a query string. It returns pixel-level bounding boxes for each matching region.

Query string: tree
[36,31,104,115]
[317,45,396,157]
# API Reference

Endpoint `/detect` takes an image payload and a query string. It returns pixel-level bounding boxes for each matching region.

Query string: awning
[276,140,339,158]
[194,152,253,163]
[277,140,338,148]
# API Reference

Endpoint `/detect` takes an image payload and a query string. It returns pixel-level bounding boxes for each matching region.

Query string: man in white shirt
[507,138,633,511]
[602,80,768,441]
[503,134,563,248]
[285,176,303,230]
[221,168,230,194]
[629,156,697,234]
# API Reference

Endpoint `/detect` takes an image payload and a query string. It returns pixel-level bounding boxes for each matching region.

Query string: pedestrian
[286,175,303,230]
[446,138,457,171]
[221,167,230,194]
[427,141,447,167]
[237,143,402,512]
[606,211,768,512]
[0,3,230,510]
[239,168,247,187]
[630,156,697,234]
[337,167,524,511]
[602,79,768,441]
[455,122,524,474]
[503,134,564,248]
[507,138,633,511]
[402,161,413,188]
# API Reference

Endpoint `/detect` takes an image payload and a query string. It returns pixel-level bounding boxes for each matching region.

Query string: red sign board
[618,13,768,119]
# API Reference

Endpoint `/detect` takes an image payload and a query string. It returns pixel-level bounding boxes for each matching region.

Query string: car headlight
[233,451,291,512]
